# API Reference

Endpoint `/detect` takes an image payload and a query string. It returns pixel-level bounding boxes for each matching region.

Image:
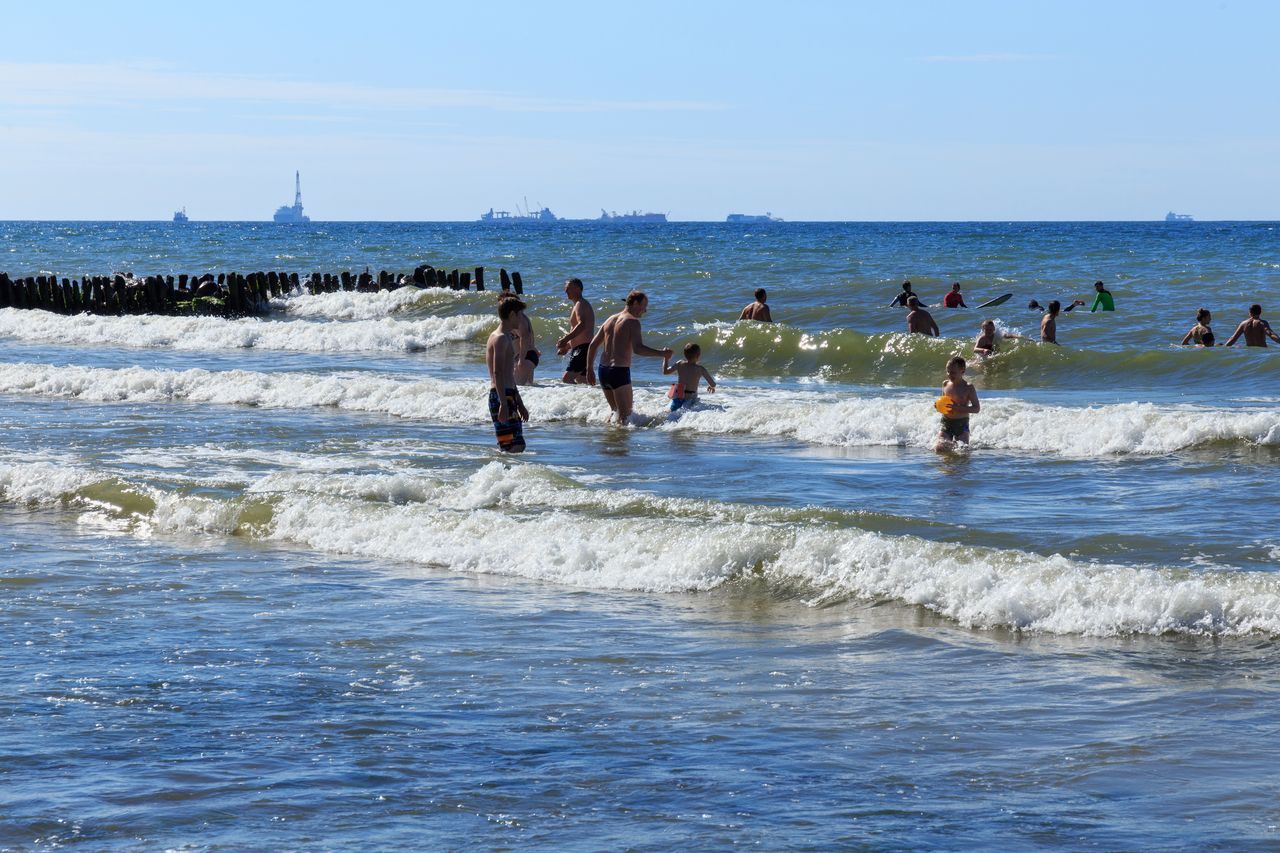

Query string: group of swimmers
[485,277,1280,453]
[486,279,723,453]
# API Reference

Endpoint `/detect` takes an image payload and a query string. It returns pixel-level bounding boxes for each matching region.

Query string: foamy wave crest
[273,288,468,320]
[3,458,1280,636]
[0,308,492,354]
[2,361,1278,457]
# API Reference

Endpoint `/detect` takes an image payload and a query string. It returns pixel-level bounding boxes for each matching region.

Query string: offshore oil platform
[273,171,310,223]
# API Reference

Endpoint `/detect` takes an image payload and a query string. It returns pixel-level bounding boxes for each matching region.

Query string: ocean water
[2,220,1279,849]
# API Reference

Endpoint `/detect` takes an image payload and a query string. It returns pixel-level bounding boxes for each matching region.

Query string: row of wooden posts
[0,265,525,318]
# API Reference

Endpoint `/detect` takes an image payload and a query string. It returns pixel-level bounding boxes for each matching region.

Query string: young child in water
[973,319,1023,357]
[662,343,717,411]
[935,355,980,449]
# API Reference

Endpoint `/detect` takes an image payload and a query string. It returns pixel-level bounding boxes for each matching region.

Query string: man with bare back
[586,290,672,423]
[1223,304,1280,347]
[555,277,595,383]
[739,288,773,322]
[486,298,529,452]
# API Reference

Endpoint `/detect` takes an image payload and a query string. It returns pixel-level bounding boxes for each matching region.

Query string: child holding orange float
[934,355,980,450]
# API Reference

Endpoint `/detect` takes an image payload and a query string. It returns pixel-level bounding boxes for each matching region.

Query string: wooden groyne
[0,265,524,319]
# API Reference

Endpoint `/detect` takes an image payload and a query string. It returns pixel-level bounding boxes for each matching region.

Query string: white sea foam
[0,308,491,354]
[2,361,1277,458]
[3,457,1280,636]
[273,288,466,320]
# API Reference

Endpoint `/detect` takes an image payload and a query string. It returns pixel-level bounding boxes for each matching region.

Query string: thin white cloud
[918,53,1062,63]
[0,61,724,113]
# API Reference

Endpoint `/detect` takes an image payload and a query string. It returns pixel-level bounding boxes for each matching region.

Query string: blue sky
[1,0,1277,220]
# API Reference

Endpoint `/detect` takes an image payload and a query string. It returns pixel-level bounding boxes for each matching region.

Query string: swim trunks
[488,387,526,453]
[525,350,540,368]
[597,365,631,391]
[566,344,587,375]
[669,393,698,412]
[939,416,970,441]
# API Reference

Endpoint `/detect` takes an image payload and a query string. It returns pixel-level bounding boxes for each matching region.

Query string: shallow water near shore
[2,221,1280,849]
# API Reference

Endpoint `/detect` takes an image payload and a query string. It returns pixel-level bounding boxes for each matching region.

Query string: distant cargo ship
[598,209,667,223]
[273,171,310,223]
[1164,212,1194,222]
[173,208,189,223]
[726,213,782,223]
[481,206,559,222]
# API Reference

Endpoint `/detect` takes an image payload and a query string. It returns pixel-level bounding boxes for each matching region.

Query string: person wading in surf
[739,288,773,322]
[1223,304,1280,347]
[486,298,530,452]
[906,296,940,336]
[586,290,672,424]
[555,277,595,383]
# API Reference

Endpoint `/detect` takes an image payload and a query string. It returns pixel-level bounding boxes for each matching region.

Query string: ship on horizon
[597,209,667,223]
[726,212,782,223]
[1164,211,1194,222]
[173,207,189,223]
[481,204,558,222]
[273,172,310,223]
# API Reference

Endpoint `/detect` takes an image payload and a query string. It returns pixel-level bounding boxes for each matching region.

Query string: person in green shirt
[1090,281,1115,312]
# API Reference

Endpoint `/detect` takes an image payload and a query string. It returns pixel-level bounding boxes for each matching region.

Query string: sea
[2,220,1279,850]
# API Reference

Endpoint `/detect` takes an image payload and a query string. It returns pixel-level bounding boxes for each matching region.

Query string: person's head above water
[754,288,767,303]
[1047,300,1061,315]
[902,281,913,291]
[946,355,966,377]
[1250,303,1263,317]
[625,290,648,315]
[564,277,583,298]
[497,297,526,322]
[683,342,701,363]
[1094,280,1107,292]
[907,296,921,309]
[981,319,996,333]
[1197,308,1212,324]
[951,282,962,292]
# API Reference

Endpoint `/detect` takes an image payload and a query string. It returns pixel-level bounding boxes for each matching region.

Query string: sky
[1,0,1277,221]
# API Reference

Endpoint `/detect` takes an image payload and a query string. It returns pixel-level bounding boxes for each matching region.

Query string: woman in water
[1180,308,1215,347]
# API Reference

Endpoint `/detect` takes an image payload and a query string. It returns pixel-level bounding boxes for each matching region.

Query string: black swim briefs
[597,365,632,391]
[525,350,540,368]
[566,344,588,375]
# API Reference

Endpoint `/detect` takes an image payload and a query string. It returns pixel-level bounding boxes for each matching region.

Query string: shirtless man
[555,277,595,383]
[510,301,539,386]
[1223,304,1280,347]
[906,296,940,336]
[739,288,773,322]
[586,290,672,423]
[1040,300,1063,344]
[486,298,529,452]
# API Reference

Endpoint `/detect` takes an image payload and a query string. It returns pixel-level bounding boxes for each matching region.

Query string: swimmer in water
[943,282,967,308]
[906,296,940,336]
[890,281,916,308]
[935,355,980,450]
[662,343,717,412]
[739,288,773,322]
[1223,304,1280,347]
[1180,308,1216,347]
[586,290,672,424]
[1090,281,1115,312]
[973,319,1023,356]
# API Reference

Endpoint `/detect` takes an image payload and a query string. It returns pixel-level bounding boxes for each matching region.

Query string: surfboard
[975,293,1013,310]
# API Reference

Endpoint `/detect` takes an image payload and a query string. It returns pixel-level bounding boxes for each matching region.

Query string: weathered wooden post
[474,266,485,291]
[435,269,447,288]
[499,268,511,292]
[460,271,471,290]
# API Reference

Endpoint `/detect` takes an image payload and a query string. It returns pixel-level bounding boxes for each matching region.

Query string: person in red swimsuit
[943,282,967,308]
